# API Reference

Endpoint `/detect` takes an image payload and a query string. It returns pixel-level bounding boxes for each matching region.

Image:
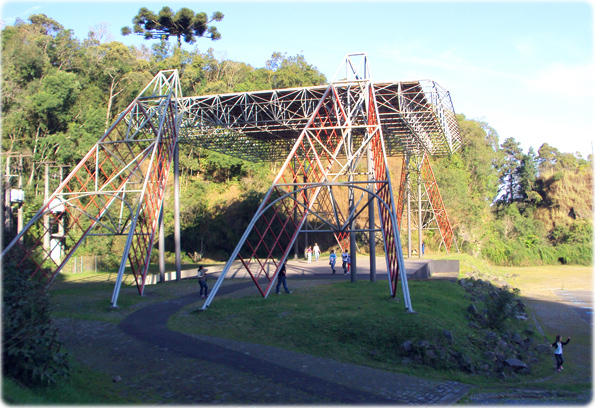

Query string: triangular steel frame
[1,71,182,307]
[203,54,413,311]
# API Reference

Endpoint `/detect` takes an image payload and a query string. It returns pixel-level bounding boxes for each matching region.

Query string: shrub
[485,285,520,330]
[2,261,70,386]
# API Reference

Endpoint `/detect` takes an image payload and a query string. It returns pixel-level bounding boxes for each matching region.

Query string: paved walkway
[115,259,472,405]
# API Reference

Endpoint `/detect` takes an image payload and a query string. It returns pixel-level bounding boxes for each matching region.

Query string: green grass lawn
[170,277,553,386]
[5,256,591,403]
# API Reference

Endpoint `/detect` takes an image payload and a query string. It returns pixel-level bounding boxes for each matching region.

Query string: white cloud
[526,63,595,99]
[480,109,594,156]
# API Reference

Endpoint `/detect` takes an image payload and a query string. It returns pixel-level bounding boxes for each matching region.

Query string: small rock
[511,332,524,345]
[415,339,430,349]
[402,340,413,352]
[505,358,528,369]
[485,331,497,341]
[467,303,479,316]
[113,375,122,382]
[484,351,497,361]
[536,344,550,354]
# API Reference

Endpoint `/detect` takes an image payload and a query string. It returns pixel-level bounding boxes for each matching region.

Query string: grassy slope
[4,256,591,403]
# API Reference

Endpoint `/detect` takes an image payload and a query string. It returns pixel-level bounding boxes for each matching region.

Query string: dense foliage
[2,260,70,386]
[433,116,592,266]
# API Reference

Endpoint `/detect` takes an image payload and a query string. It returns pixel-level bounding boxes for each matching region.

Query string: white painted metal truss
[176,78,461,161]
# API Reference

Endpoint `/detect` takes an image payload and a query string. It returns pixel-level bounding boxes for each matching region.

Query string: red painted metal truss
[2,71,181,304]
[203,54,413,311]
[396,153,458,253]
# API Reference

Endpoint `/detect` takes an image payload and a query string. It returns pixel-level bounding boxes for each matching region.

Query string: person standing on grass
[313,243,320,261]
[197,266,209,298]
[276,261,292,294]
[329,250,337,274]
[552,334,570,372]
[341,249,349,274]
[307,246,313,263]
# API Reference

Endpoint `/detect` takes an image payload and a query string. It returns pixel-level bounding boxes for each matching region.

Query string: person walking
[347,251,351,273]
[341,249,349,274]
[329,250,337,274]
[307,246,313,263]
[313,243,320,262]
[276,261,292,294]
[197,266,209,297]
[551,334,570,372]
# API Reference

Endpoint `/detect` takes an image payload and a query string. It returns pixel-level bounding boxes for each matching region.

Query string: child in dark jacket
[551,334,570,372]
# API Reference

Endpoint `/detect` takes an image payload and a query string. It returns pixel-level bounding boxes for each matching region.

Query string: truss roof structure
[177,79,461,162]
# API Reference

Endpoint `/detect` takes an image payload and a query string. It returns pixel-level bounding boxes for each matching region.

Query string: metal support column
[418,171,423,258]
[174,141,182,281]
[159,206,165,282]
[349,137,356,282]
[406,157,412,258]
[367,146,376,282]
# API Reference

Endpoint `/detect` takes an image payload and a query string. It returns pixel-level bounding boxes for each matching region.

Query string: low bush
[2,261,70,386]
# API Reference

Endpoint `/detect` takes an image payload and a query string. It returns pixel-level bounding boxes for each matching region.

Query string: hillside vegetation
[1,14,592,267]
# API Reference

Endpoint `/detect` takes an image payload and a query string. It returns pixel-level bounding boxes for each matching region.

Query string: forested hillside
[2,14,592,266]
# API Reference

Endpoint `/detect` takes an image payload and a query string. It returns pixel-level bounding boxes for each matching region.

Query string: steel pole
[406,164,412,259]
[159,206,165,283]
[418,171,423,258]
[367,146,376,282]
[17,156,23,242]
[174,142,181,281]
[44,162,50,251]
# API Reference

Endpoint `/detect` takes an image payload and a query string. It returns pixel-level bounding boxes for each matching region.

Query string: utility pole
[44,162,50,251]
[17,156,24,241]
[4,155,12,234]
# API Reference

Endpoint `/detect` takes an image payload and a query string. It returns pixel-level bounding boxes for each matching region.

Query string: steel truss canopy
[177,79,461,162]
[2,52,461,312]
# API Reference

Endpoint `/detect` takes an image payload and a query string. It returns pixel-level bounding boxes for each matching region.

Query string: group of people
[305,243,321,263]
[305,244,351,275]
[195,245,352,298]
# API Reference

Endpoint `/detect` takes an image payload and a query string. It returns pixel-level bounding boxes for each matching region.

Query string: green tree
[517,147,539,203]
[497,137,523,204]
[270,53,327,89]
[432,115,500,253]
[121,6,224,47]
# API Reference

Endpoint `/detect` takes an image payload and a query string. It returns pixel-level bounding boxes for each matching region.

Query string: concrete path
[117,259,472,405]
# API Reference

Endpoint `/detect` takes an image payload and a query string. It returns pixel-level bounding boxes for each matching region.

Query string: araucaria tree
[121,6,224,47]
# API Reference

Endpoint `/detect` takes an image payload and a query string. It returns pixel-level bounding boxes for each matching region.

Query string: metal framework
[397,153,458,255]
[2,71,181,304]
[199,54,414,310]
[2,53,461,311]
[178,79,460,162]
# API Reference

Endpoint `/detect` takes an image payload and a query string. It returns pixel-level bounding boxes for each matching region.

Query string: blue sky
[2,1,593,157]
